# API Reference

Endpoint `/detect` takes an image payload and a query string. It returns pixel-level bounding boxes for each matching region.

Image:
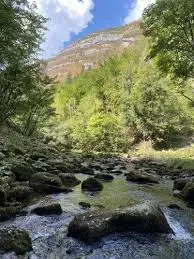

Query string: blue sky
[29,0,155,58]
[66,0,134,47]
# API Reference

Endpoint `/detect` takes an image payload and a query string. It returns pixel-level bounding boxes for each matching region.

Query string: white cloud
[29,0,94,58]
[123,0,156,24]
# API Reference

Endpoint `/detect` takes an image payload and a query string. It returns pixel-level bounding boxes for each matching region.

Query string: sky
[29,0,155,58]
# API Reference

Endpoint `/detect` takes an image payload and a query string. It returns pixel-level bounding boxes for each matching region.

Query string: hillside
[46,21,143,82]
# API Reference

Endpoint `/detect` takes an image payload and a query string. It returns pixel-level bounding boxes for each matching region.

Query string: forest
[0,0,194,257]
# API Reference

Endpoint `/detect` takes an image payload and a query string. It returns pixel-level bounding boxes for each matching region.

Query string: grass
[129,141,194,171]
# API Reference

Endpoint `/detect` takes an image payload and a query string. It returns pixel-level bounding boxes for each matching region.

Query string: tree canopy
[142,0,194,79]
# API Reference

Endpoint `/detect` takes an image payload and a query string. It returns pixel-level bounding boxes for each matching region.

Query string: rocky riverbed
[0,150,194,258]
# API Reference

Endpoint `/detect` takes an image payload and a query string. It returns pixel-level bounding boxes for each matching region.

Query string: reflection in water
[0,174,194,259]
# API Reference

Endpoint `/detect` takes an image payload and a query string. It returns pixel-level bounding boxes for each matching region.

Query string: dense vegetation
[0,0,53,135]
[0,0,193,154]
[48,39,193,152]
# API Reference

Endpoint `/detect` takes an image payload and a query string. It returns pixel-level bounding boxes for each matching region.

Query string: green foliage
[50,39,193,152]
[128,64,192,148]
[142,0,194,79]
[0,0,53,135]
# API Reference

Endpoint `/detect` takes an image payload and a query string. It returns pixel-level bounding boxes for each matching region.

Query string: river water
[0,174,194,259]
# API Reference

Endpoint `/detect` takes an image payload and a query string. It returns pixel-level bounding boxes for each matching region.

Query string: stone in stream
[31,203,63,215]
[68,201,173,243]
[126,170,159,184]
[79,201,91,209]
[58,173,81,187]
[81,177,103,192]
[173,178,190,191]
[29,172,72,194]
[182,182,194,202]
[94,173,114,181]
[0,228,32,255]
[168,204,183,210]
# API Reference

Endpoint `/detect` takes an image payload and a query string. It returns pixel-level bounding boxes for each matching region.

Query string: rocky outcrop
[46,22,142,82]
[31,203,63,215]
[81,177,103,192]
[0,228,32,255]
[68,201,172,243]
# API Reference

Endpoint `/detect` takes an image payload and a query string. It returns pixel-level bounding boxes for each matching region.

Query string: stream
[0,174,194,259]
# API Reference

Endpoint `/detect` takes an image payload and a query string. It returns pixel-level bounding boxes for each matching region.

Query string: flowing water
[1,174,194,259]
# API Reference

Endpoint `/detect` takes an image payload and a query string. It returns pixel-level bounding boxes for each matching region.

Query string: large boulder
[8,186,34,202]
[81,177,103,192]
[0,228,32,255]
[94,173,114,181]
[29,172,72,194]
[31,203,63,215]
[182,182,194,202]
[126,171,159,184]
[11,162,35,181]
[68,201,172,243]
[0,205,21,222]
[58,173,81,187]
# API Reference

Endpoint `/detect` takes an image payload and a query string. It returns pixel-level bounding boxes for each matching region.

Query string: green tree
[0,0,52,134]
[142,0,194,79]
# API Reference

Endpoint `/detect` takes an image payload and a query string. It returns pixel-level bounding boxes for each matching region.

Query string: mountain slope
[46,21,143,82]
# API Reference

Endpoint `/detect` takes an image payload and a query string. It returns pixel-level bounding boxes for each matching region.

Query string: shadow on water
[1,174,194,258]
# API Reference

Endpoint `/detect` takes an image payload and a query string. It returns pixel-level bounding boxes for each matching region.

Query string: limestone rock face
[68,201,172,243]
[46,22,142,82]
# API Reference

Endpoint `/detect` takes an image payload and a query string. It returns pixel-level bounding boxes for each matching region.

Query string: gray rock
[68,201,172,243]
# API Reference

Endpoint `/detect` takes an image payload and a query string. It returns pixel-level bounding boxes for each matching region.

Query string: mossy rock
[11,162,35,181]
[8,186,34,202]
[182,182,194,202]
[126,170,159,184]
[30,172,72,194]
[94,173,114,181]
[31,203,63,215]
[58,173,81,187]
[0,206,21,222]
[0,228,32,255]
[81,177,103,192]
